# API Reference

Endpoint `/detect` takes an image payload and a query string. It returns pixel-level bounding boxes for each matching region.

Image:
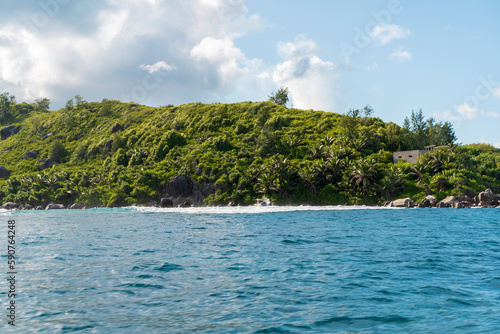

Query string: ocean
[1,206,500,333]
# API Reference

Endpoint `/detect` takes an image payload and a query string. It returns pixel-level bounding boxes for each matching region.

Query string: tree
[377,165,404,200]
[401,109,457,149]
[0,92,16,120]
[74,94,86,107]
[409,109,428,149]
[268,86,289,106]
[48,140,69,162]
[363,105,374,118]
[34,98,50,112]
[100,99,112,115]
[341,109,361,139]
[428,119,457,146]
[440,121,457,145]
[65,98,74,111]
[351,159,378,195]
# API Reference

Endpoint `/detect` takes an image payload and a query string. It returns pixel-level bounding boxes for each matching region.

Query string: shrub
[48,140,69,162]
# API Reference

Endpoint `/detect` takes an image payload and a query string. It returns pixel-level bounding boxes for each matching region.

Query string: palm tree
[298,163,317,194]
[377,166,404,200]
[308,143,325,160]
[321,135,335,147]
[432,175,448,192]
[409,160,427,181]
[351,159,378,195]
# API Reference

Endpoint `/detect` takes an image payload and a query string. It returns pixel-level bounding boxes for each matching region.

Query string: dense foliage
[0,95,498,207]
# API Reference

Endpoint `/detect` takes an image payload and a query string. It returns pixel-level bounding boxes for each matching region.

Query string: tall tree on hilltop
[0,92,16,120]
[268,86,289,106]
[34,98,50,112]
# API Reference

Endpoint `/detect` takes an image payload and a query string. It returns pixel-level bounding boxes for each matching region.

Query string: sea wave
[127,204,403,214]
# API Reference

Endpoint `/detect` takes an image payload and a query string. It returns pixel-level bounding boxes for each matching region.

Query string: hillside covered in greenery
[0,94,499,208]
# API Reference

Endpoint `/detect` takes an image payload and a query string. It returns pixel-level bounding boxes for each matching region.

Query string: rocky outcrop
[256,198,271,206]
[0,165,10,178]
[146,200,158,207]
[420,195,438,208]
[2,202,18,210]
[455,195,474,208]
[111,123,124,133]
[178,200,193,207]
[437,196,463,208]
[386,198,414,208]
[19,104,34,114]
[162,175,216,207]
[165,176,194,198]
[476,189,499,207]
[1,125,20,140]
[40,157,57,170]
[45,203,65,210]
[70,203,84,209]
[24,150,39,159]
[413,191,498,208]
[160,197,174,208]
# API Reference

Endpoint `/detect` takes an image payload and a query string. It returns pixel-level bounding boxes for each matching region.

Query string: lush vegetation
[0,94,498,207]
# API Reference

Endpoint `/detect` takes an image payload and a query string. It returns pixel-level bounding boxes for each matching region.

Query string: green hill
[0,97,499,208]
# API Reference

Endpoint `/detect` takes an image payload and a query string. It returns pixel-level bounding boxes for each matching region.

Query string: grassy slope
[0,100,499,207]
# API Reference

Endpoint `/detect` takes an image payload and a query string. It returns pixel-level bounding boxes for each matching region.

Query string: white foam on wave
[128,205,400,214]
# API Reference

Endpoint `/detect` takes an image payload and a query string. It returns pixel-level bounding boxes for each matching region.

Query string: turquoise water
[1,206,500,333]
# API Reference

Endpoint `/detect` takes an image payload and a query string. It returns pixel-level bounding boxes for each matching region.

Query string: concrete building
[393,145,435,164]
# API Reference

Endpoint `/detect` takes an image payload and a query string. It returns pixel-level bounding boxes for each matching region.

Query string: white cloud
[389,48,412,63]
[0,0,266,107]
[433,110,461,122]
[270,36,343,111]
[191,37,245,64]
[493,87,500,99]
[370,24,410,45]
[277,35,320,59]
[457,103,479,119]
[435,106,499,122]
[190,37,249,89]
[139,61,176,74]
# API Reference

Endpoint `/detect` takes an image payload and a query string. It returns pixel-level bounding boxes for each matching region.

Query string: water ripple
[4,207,500,333]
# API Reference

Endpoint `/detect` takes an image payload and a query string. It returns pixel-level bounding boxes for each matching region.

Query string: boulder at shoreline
[386,198,414,208]
[45,203,65,210]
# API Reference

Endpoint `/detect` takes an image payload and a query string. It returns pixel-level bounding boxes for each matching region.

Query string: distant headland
[0,93,499,209]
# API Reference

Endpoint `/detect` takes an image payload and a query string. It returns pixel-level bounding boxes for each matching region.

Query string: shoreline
[2,189,499,211]
[1,201,499,211]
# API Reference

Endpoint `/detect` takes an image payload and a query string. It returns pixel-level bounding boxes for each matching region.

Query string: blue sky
[0,0,499,146]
